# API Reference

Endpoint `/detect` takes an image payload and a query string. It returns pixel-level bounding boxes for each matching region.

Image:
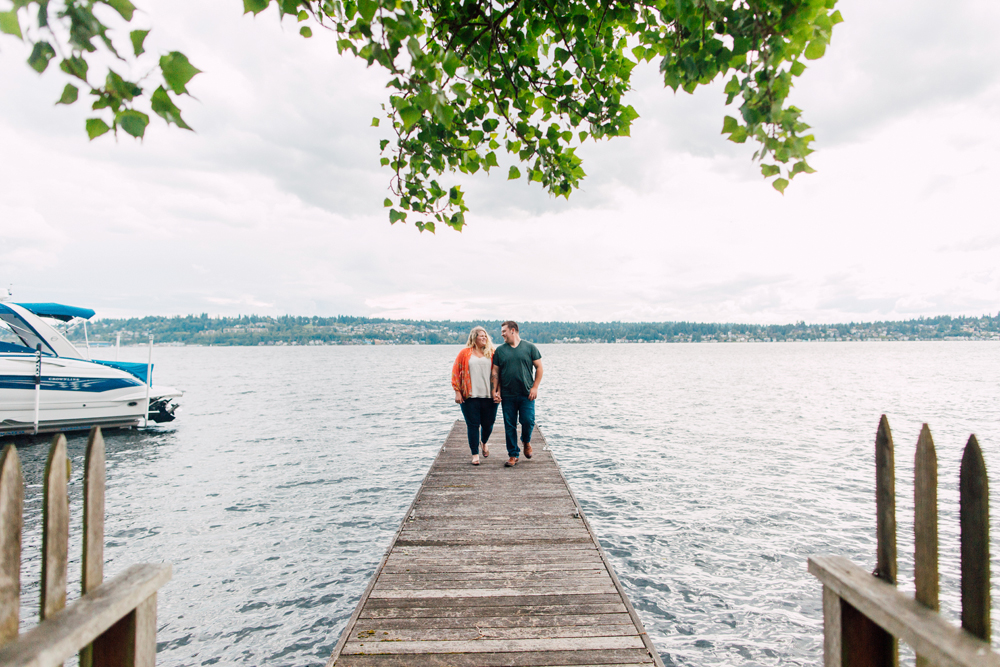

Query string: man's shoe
[523,442,533,459]
[504,457,518,467]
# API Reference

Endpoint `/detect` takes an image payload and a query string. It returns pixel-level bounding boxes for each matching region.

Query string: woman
[451,326,500,465]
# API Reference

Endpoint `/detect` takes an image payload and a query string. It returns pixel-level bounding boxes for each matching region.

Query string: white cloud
[1,0,998,323]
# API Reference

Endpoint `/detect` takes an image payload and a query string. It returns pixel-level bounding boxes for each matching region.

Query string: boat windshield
[0,312,56,355]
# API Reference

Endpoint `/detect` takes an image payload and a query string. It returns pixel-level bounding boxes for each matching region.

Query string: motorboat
[0,300,182,437]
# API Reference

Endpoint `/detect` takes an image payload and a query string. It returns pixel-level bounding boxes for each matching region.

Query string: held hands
[493,390,501,403]
[455,390,464,404]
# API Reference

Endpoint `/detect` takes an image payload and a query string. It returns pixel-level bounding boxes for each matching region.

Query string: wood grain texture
[80,427,106,667]
[822,586,841,667]
[914,424,938,667]
[0,445,23,646]
[809,555,1000,667]
[959,434,990,642]
[874,415,897,586]
[0,563,170,667]
[326,422,664,667]
[82,427,106,594]
[41,435,68,622]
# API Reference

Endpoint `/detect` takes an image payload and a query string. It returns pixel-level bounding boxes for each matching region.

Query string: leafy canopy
[2,0,841,232]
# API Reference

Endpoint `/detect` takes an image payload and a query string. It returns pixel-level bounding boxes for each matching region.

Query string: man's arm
[528,359,543,401]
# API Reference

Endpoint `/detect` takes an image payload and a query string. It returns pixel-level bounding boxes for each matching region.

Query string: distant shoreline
[62,313,1000,347]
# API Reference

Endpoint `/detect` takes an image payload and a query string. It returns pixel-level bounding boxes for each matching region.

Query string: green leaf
[27,41,56,73]
[399,106,420,130]
[721,115,739,134]
[388,208,406,224]
[772,178,789,194]
[383,198,392,207]
[804,38,827,60]
[760,164,780,178]
[160,52,201,95]
[56,84,79,105]
[101,0,135,21]
[130,29,149,56]
[442,51,461,77]
[117,109,149,138]
[60,56,89,82]
[299,26,312,37]
[297,10,308,20]
[790,160,816,177]
[357,0,376,21]
[150,86,192,129]
[0,10,22,38]
[86,118,111,140]
[789,60,806,77]
[243,0,270,14]
[371,117,379,127]
[507,166,521,180]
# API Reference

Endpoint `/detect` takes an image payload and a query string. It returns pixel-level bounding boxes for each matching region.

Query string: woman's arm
[451,350,468,402]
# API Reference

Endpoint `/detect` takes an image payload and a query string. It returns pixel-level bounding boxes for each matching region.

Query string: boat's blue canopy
[93,360,152,385]
[15,303,96,321]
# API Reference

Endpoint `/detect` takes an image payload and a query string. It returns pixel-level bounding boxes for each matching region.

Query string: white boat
[0,301,181,436]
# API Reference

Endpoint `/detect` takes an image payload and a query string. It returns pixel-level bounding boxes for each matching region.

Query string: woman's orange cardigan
[451,348,494,398]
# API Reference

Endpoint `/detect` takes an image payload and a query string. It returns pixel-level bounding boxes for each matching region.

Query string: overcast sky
[2,0,998,323]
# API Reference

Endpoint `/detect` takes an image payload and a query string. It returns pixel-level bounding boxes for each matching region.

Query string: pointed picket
[959,434,990,642]
[41,434,69,621]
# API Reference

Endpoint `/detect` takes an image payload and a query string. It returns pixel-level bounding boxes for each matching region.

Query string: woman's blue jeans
[459,397,498,454]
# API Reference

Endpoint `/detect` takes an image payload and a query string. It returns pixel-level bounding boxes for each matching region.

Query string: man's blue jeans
[501,394,535,459]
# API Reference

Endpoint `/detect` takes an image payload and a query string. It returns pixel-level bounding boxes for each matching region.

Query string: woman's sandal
[471,456,480,466]
[482,443,490,458]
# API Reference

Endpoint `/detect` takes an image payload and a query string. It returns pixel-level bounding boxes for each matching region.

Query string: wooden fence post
[960,434,990,642]
[0,445,23,646]
[81,427,106,667]
[0,430,171,667]
[913,424,938,667]
[41,434,69,622]
[838,415,898,667]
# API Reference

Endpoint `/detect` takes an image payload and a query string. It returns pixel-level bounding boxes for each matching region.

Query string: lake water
[10,342,1000,666]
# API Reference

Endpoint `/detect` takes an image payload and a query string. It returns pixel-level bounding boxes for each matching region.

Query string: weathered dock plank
[326,421,663,667]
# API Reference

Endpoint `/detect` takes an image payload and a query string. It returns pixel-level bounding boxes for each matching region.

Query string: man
[491,321,543,467]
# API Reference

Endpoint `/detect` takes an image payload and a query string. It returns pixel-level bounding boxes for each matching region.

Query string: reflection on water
[9,342,1000,666]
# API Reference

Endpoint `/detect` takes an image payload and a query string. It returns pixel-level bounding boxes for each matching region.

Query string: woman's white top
[468,354,492,398]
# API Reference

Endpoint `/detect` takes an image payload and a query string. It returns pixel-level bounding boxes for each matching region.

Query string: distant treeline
[65,313,1000,346]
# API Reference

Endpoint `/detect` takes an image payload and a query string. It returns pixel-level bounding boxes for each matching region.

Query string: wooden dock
[326,421,664,667]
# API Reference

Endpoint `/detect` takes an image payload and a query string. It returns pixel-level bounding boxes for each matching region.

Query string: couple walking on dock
[451,321,543,468]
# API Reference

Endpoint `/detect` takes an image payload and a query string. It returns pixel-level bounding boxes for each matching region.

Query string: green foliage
[305,0,839,225]
[5,0,840,224]
[65,312,1000,347]
[3,0,199,139]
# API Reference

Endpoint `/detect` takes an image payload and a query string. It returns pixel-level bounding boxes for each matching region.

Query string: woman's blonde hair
[466,326,496,357]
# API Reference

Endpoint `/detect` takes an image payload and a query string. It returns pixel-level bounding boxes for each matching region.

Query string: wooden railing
[809,415,999,667]
[0,428,171,667]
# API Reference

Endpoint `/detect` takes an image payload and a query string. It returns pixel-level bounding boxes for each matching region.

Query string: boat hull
[0,355,181,436]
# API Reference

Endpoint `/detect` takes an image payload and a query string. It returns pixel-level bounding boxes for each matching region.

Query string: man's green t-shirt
[493,340,542,397]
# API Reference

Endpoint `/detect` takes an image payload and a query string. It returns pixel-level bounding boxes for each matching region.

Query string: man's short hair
[501,320,519,332]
